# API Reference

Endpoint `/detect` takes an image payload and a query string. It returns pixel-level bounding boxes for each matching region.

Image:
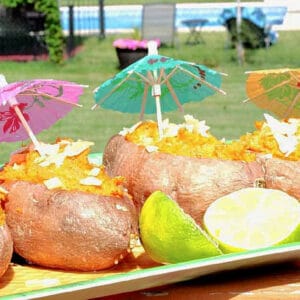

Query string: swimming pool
[59,3,287,33]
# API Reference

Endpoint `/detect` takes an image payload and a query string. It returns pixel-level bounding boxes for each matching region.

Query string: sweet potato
[3,180,138,271]
[259,156,300,200]
[0,223,13,278]
[103,135,264,224]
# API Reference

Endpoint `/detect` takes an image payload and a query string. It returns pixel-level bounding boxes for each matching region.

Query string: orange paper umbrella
[244,68,300,119]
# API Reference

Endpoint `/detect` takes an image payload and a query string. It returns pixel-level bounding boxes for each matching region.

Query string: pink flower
[113,39,160,50]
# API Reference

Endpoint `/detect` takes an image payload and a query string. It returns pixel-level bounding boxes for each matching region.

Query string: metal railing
[59,0,105,57]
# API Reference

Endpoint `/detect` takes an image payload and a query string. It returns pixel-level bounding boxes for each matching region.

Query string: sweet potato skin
[3,181,138,271]
[260,157,300,200]
[0,224,13,278]
[103,135,265,224]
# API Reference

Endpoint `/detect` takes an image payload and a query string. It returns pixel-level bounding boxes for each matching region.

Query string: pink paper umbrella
[0,75,85,152]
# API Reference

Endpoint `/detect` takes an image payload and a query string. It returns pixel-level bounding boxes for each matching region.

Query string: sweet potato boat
[258,156,300,200]
[0,140,138,271]
[0,222,13,278]
[103,115,300,225]
[103,134,263,224]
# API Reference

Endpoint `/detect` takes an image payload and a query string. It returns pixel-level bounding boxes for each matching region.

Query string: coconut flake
[119,121,142,136]
[264,113,298,156]
[39,143,60,155]
[184,115,210,137]
[38,152,66,167]
[162,118,180,137]
[80,177,102,186]
[64,140,94,157]
[88,167,100,176]
[145,145,158,153]
[44,177,63,190]
[0,186,8,195]
[35,140,94,167]
[12,163,21,170]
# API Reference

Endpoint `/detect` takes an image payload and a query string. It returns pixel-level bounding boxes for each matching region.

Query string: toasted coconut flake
[88,167,100,176]
[64,140,94,157]
[264,113,298,156]
[145,145,158,153]
[44,177,63,190]
[80,177,102,186]
[36,143,60,157]
[12,163,21,170]
[184,114,210,137]
[38,152,66,168]
[119,121,142,136]
[35,140,94,168]
[0,186,8,195]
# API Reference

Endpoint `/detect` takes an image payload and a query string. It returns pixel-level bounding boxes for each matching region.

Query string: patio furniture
[181,18,208,45]
[219,6,285,49]
[141,3,176,46]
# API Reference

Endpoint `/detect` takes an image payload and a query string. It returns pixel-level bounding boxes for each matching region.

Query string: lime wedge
[139,191,222,264]
[204,188,300,253]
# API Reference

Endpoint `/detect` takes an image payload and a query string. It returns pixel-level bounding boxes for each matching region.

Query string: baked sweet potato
[103,134,264,224]
[259,156,300,200]
[0,197,13,278]
[3,180,138,271]
[0,139,138,271]
[0,223,13,278]
[104,115,300,224]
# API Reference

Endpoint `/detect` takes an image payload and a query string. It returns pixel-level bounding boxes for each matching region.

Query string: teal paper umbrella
[93,42,226,137]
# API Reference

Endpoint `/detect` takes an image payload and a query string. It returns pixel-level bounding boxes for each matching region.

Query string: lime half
[139,191,222,264]
[204,188,300,253]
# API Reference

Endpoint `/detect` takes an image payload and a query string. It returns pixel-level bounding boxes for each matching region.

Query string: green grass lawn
[1,30,300,163]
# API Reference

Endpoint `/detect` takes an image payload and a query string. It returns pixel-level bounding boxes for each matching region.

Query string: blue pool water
[60,5,223,32]
[59,4,287,32]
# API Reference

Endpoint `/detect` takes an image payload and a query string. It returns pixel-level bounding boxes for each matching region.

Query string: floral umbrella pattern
[245,68,300,119]
[0,103,29,135]
[0,78,84,143]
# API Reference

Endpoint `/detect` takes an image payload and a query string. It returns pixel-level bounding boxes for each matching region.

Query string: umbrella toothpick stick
[0,74,42,154]
[152,84,163,139]
[11,103,41,152]
[147,41,164,139]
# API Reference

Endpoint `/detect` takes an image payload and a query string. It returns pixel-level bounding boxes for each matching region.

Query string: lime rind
[204,188,300,253]
[139,191,223,264]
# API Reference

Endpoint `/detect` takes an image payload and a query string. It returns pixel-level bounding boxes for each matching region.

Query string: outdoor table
[181,18,208,45]
[97,259,300,299]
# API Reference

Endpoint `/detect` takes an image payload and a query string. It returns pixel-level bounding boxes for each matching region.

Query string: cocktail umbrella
[0,75,85,154]
[93,42,226,138]
[244,68,300,119]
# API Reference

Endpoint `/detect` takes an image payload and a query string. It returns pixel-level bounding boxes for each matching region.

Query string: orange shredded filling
[240,121,300,161]
[0,140,125,198]
[0,209,5,226]
[126,120,300,162]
